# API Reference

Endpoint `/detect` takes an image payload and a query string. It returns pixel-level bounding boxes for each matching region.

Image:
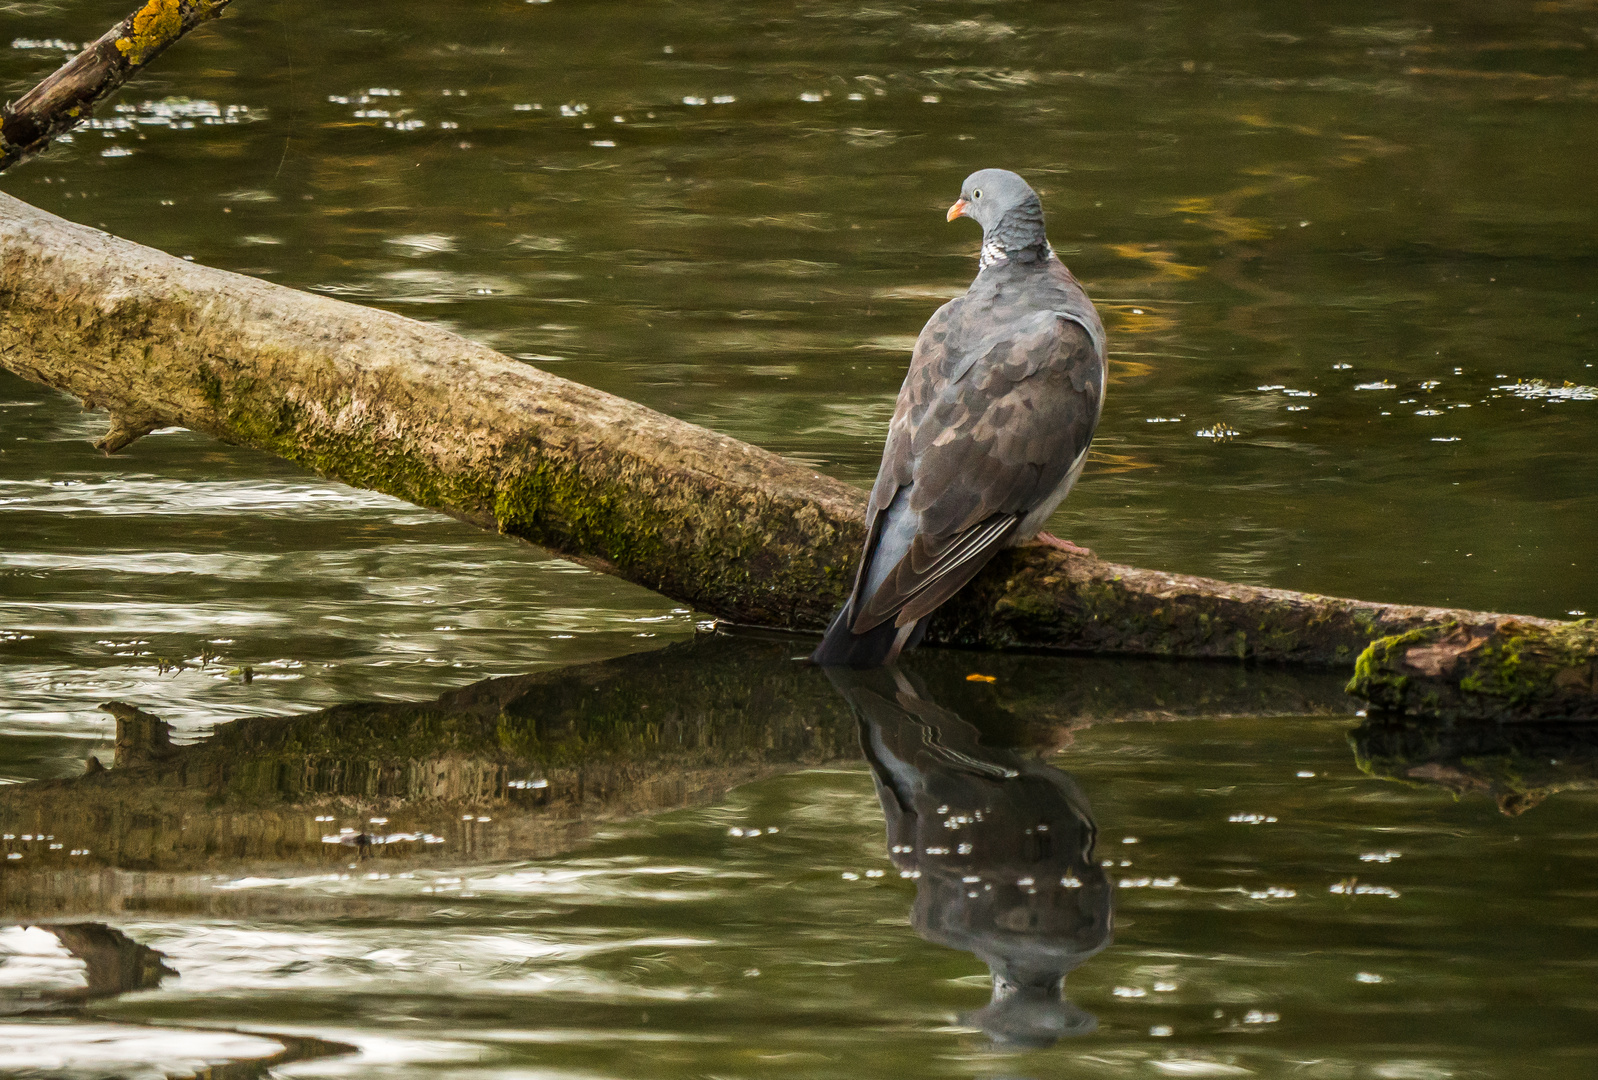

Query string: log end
[93,412,161,455]
[1346,617,1598,722]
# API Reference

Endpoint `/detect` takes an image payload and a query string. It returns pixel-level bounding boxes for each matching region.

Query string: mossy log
[0,0,234,173]
[0,191,1575,681]
[1345,618,1598,722]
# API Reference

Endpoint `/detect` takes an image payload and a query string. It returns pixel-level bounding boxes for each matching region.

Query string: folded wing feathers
[852,511,1018,633]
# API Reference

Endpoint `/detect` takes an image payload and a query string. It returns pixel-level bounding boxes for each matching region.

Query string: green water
[2,0,1597,1075]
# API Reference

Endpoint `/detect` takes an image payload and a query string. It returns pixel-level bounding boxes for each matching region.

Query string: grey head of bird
[946,168,1048,252]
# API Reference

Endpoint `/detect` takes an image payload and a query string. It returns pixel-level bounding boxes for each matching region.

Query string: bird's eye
[972,189,983,199]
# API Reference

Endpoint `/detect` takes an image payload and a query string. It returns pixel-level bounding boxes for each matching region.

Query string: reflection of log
[0,633,1348,917]
[0,193,1570,690]
[20,923,173,1003]
[1344,618,1598,723]
[1351,714,1598,815]
[0,0,235,173]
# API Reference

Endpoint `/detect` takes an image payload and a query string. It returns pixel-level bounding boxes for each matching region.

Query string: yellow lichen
[115,0,184,66]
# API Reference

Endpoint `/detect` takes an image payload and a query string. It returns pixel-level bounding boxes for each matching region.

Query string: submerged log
[0,191,1576,686]
[1,0,235,173]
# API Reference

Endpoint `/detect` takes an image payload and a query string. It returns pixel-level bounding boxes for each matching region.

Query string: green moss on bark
[1348,619,1598,721]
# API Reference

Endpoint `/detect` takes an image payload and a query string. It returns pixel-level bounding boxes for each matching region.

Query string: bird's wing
[852,311,1102,633]
[845,299,961,606]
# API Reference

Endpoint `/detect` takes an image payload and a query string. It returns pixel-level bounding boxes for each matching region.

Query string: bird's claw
[1035,532,1095,557]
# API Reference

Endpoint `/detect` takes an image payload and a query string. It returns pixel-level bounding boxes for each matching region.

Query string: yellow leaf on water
[965,673,996,683]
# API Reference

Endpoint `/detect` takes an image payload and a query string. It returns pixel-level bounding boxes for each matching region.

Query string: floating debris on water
[10,37,80,50]
[1196,424,1239,441]
[1498,379,1597,402]
[1331,878,1400,898]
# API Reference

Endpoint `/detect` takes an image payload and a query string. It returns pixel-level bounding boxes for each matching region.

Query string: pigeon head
[947,168,1047,251]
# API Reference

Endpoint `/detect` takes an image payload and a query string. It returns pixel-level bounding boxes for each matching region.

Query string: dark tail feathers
[810,606,931,668]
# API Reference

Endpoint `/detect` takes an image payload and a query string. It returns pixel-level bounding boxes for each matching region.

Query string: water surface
[3,639,1595,1078]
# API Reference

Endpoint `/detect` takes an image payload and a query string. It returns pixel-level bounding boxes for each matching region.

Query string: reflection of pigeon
[828,666,1112,1048]
[813,169,1107,667]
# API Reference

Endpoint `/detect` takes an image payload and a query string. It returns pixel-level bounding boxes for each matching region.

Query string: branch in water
[0,0,234,174]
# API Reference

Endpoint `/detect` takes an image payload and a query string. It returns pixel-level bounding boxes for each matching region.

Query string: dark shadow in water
[829,665,1111,1048]
[1351,717,1598,816]
[0,632,1350,918]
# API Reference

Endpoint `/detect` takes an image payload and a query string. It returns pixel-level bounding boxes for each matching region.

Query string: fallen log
[1,0,235,173]
[1345,618,1598,722]
[0,191,1575,683]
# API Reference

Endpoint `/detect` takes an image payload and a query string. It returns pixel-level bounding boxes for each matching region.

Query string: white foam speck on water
[1498,379,1596,402]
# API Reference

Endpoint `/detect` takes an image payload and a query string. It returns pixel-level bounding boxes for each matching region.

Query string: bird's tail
[810,606,931,668]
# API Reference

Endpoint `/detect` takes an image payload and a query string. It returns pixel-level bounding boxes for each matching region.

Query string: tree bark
[1345,618,1598,722]
[0,191,1579,697]
[1,0,234,173]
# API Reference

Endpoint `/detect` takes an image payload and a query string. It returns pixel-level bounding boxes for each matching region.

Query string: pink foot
[1035,531,1095,558]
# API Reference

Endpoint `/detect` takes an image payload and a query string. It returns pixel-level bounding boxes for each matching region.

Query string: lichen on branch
[0,0,234,173]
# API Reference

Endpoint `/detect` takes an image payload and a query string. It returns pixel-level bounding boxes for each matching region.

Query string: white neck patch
[979,241,1055,272]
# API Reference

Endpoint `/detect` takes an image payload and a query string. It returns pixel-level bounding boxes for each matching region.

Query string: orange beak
[946,197,969,222]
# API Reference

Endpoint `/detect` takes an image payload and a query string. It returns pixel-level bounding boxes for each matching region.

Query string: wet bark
[1345,618,1598,723]
[0,0,234,173]
[0,191,1584,717]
